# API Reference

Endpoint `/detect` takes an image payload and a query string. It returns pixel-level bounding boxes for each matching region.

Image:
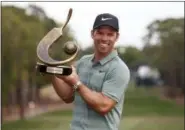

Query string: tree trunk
[19,71,29,119]
[31,76,37,102]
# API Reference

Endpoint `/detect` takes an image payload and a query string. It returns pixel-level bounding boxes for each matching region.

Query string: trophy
[36,8,78,76]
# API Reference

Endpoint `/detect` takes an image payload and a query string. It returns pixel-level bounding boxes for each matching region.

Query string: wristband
[73,81,82,91]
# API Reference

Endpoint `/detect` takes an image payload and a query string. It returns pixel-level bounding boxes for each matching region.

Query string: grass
[2,82,184,130]
[123,84,184,117]
[120,116,184,130]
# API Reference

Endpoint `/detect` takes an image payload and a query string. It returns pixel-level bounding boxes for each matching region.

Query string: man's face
[91,26,119,55]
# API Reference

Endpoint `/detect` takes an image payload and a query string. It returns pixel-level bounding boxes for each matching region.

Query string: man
[51,13,130,130]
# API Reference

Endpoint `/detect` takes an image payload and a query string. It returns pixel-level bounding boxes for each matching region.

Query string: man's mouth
[99,42,110,47]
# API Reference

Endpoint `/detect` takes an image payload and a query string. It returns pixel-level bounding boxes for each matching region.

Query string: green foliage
[2,5,75,104]
[143,18,184,90]
[79,45,94,56]
[118,46,147,69]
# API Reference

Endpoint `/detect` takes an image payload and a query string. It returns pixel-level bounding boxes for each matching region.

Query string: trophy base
[36,63,72,75]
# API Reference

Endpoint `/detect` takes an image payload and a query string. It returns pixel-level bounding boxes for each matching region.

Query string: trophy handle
[60,8,73,32]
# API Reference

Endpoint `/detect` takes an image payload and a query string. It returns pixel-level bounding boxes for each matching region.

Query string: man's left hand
[57,65,80,86]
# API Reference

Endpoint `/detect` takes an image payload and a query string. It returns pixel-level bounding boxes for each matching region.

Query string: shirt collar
[91,49,118,66]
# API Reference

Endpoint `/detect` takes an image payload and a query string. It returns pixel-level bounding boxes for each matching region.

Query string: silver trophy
[36,8,79,75]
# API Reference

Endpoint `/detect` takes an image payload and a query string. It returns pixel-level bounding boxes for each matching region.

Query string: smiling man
[51,13,130,130]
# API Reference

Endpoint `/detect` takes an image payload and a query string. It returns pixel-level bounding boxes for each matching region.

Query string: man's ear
[115,32,120,41]
[91,30,94,39]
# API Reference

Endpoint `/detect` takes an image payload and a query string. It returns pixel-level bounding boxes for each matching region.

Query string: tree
[143,18,184,96]
[2,5,76,120]
[117,46,146,70]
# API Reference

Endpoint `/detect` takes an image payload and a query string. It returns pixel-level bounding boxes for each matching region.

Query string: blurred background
[1,1,184,130]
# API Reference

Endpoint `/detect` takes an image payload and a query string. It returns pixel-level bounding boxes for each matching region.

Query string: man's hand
[57,65,80,86]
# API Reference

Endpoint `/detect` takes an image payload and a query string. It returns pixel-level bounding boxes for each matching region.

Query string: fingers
[55,74,64,79]
[71,65,76,72]
[52,75,67,83]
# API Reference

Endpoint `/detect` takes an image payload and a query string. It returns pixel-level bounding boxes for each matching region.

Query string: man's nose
[101,35,109,41]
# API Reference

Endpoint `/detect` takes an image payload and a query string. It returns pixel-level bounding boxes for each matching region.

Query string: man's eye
[108,33,114,36]
[97,32,102,35]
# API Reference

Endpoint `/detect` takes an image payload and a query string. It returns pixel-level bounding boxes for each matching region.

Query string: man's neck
[93,49,114,63]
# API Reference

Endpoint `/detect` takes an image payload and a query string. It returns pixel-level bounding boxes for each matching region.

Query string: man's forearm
[51,76,74,103]
[77,84,115,115]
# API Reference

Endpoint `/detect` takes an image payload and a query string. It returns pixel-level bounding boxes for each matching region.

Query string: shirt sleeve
[102,67,130,103]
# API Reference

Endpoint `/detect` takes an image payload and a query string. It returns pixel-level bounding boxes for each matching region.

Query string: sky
[2,1,184,50]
